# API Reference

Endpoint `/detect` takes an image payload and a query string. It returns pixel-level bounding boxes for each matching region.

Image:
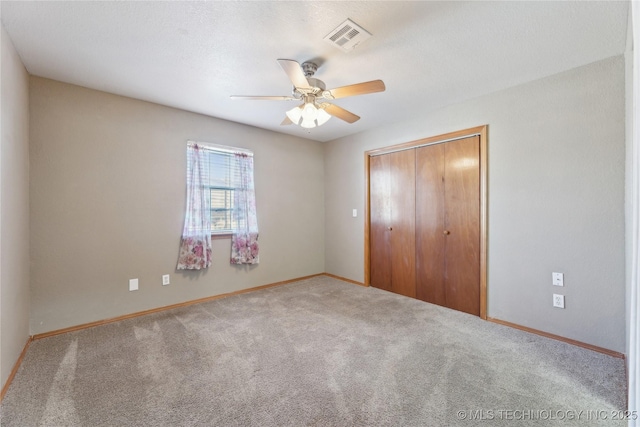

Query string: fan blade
[325,80,385,99]
[322,103,360,124]
[281,116,293,126]
[230,95,297,101]
[277,59,311,89]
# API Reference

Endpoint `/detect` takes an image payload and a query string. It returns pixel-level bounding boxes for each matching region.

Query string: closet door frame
[364,125,488,319]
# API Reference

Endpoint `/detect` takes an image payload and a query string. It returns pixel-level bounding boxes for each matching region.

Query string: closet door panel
[389,149,416,298]
[415,144,446,305]
[369,155,392,291]
[444,136,480,316]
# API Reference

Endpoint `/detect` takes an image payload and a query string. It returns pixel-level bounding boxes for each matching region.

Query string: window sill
[211,233,232,240]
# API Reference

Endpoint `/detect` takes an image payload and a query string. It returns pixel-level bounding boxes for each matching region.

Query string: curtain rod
[368,132,481,157]
[187,140,253,156]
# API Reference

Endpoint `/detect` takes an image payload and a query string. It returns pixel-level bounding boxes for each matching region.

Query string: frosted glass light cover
[287,103,331,128]
[301,102,318,121]
[316,109,331,126]
[286,106,302,124]
[300,117,316,128]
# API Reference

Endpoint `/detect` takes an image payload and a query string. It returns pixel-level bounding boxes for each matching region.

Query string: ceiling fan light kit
[286,95,332,129]
[231,58,385,129]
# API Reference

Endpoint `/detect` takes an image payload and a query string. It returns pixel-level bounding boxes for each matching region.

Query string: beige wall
[324,56,626,353]
[625,3,635,365]
[29,77,324,335]
[1,25,30,388]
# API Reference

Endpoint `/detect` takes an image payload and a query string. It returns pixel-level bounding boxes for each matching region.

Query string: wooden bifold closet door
[369,149,416,298]
[369,134,481,316]
[416,136,480,316]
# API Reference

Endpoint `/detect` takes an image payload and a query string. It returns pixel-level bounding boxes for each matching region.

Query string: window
[178,141,259,269]
[186,142,253,235]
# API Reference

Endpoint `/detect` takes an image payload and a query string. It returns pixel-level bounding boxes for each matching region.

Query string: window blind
[186,142,253,234]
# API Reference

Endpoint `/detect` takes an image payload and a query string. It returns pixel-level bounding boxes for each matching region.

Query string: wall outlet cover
[553,293,565,308]
[162,274,170,286]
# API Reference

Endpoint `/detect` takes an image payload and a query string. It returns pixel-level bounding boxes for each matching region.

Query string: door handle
[388,227,393,231]
[443,230,450,235]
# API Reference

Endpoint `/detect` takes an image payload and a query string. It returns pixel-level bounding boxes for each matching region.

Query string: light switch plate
[552,272,564,287]
[162,274,170,286]
[129,278,139,291]
[352,209,357,218]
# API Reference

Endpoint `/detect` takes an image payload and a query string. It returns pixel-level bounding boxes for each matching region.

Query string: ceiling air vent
[323,19,372,52]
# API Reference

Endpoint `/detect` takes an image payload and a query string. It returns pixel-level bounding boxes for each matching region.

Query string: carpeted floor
[0,276,627,426]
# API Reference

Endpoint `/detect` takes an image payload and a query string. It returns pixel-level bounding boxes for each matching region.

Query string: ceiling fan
[230,59,385,129]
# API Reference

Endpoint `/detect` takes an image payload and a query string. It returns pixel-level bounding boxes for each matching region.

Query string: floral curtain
[176,144,212,270]
[230,153,260,264]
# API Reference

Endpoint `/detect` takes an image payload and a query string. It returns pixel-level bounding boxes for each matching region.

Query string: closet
[369,149,416,298]
[366,127,486,317]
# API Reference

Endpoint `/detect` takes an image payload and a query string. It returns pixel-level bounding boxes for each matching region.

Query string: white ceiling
[0,1,629,142]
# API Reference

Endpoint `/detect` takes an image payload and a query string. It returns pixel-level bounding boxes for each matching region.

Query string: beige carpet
[0,276,627,426]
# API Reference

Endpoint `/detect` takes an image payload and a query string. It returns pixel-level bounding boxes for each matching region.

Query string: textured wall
[624,6,634,366]
[1,25,30,388]
[324,56,626,353]
[29,78,325,334]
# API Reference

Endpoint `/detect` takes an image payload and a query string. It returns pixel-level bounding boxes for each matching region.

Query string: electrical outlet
[129,278,139,291]
[553,294,565,308]
[162,274,170,286]
[552,272,564,287]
